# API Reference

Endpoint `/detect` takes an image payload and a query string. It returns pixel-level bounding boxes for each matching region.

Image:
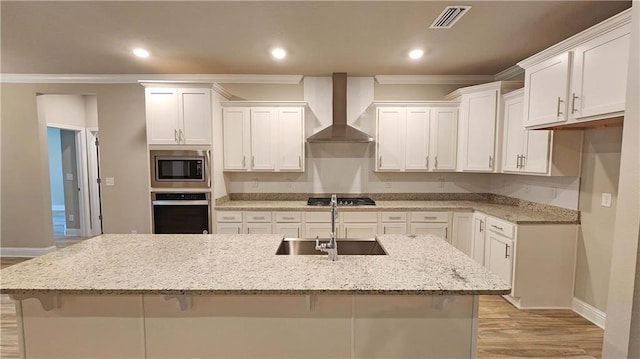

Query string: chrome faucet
[315,194,338,260]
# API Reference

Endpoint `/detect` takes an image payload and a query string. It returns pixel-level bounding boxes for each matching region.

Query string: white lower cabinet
[486,231,514,287]
[244,211,273,234]
[409,212,451,242]
[341,212,378,238]
[215,211,243,234]
[471,213,487,265]
[275,212,303,237]
[379,212,408,235]
[217,223,243,234]
[451,212,473,257]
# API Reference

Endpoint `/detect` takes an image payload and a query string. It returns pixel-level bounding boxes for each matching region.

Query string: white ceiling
[0,1,631,77]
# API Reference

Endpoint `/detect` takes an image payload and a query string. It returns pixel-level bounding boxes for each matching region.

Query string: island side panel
[19,295,145,358]
[143,294,353,359]
[354,295,477,359]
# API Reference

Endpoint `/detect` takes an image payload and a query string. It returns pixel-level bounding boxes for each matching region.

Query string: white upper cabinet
[222,103,305,172]
[501,89,583,176]
[458,89,498,172]
[145,87,211,145]
[519,9,631,129]
[375,103,457,172]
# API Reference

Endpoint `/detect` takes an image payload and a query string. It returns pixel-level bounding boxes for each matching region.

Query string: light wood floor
[1,240,604,358]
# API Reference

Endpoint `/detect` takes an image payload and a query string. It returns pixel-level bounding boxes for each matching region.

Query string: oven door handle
[152,200,210,206]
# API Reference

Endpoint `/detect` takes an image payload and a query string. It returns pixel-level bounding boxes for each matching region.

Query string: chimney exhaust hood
[307,73,374,143]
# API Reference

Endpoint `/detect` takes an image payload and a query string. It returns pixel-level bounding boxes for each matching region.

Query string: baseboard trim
[572,297,606,329]
[65,228,82,236]
[0,246,56,258]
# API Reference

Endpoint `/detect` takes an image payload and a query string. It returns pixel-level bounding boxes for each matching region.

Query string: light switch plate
[105,177,115,186]
[601,193,612,207]
[65,173,73,181]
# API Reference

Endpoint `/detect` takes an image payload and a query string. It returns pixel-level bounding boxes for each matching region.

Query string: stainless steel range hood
[307,73,374,143]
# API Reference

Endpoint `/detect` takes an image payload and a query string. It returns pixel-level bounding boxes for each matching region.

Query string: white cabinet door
[501,94,526,173]
[277,107,304,171]
[376,107,404,171]
[409,223,449,242]
[571,24,630,120]
[250,108,277,170]
[275,223,302,238]
[342,223,378,239]
[304,223,332,239]
[146,88,179,145]
[452,213,473,257]
[472,213,486,266]
[486,232,514,285]
[222,108,250,170]
[404,107,430,170]
[430,108,458,171]
[459,90,497,171]
[380,223,407,235]
[216,223,242,234]
[179,88,211,145]
[523,52,571,127]
[523,130,551,174]
[245,223,273,235]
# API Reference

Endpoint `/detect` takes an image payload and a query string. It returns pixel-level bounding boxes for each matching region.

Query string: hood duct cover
[307,73,374,143]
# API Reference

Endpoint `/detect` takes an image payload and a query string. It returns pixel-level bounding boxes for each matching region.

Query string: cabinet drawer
[244,211,272,223]
[305,212,335,223]
[410,212,449,223]
[486,217,515,239]
[216,211,242,222]
[274,212,302,223]
[342,212,378,223]
[380,212,407,222]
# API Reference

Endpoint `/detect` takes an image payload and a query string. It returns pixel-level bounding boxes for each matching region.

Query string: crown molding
[518,8,631,69]
[212,83,234,100]
[220,100,307,107]
[0,73,304,84]
[444,80,523,100]
[375,74,494,85]
[494,65,524,81]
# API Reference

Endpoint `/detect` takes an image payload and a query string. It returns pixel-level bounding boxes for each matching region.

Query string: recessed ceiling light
[271,48,287,59]
[409,49,424,59]
[133,48,150,58]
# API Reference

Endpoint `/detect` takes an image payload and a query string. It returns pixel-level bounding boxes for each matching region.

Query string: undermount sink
[276,237,388,255]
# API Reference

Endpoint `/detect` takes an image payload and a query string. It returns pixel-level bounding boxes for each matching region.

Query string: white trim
[494,65,524,81]
[375,74,494,85]
[444,81,523,100]
[1,73,303,84]
[212,83,233,100]
[572,297,606,329]
[372,100,458,107]
[220,100,308,107]
[51,205,65,211]
[65,228,82,237]
[0,246,56,257]
[518,8,631,69]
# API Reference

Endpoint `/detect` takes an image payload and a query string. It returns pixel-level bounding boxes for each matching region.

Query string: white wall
[38,94,87,128]
[489,174,580,210]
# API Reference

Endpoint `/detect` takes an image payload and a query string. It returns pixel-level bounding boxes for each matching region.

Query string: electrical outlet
[68,214,74,222]
[105,177,115,186]
[65,173,74,181]
[601,193,612,207]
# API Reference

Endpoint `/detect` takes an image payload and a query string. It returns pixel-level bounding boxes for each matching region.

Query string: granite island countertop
[0,234,510,296]
[215,200,579,224]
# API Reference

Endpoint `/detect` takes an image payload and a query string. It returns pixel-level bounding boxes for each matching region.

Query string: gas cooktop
[307,197,376,206]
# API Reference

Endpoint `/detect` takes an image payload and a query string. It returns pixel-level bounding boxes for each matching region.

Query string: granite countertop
[0,234,510,296]
[215,200,579,224]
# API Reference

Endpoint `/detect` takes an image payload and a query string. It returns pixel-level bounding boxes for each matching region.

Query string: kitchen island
[1,234,509,358]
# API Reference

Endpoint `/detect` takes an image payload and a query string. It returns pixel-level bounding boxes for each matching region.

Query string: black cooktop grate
[307,197,376,206]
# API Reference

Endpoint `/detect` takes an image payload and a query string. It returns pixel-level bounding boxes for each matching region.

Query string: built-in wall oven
[150,150,210,188]
[152,192,210,234]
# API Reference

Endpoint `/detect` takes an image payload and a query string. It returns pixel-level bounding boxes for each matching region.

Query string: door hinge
[95,139,99,146]
[96,178,101,184]
[98,215,103,220]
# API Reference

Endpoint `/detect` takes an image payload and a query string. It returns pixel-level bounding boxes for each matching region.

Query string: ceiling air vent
[429,6,471,29]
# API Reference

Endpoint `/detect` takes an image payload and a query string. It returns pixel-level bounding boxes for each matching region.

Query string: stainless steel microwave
[150,150,210,188]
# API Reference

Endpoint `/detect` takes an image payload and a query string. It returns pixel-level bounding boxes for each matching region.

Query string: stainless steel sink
[276,237,388,255]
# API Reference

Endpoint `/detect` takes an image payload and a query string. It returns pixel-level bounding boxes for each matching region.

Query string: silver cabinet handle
[445,227,448,239]
[424,216,437,220]
[571,93,579,114]
[389,216,402,220]
[379,156,382,168]
[556,97,564,116]
[489,155,493,168]
[479,220,484,232]
[252,216,265,220]
[179,129,185,143]
[174,129,179,143]
[521,155,526,169]
[491,224,504,231]
[435,156,438,169]
[222,216,235,220]
[242,156,246,169]
[282,217,295,220]
[516,155,521,169]
[298,156,302,168]
[426,156,429,168]
[505,243,510,259]
[252,156,255,167]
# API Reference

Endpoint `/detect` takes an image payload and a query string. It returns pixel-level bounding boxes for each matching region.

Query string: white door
[376,107,404,171]
[523,130,551,174]
[216,223,242,234]
[404,107,430,170]
[380,223,407,235]
[145,88,179,144]
[523,52,570,127]
[250,108,277,170]
[410,223,449,242]
[430,108,458,171]
[222,108,250,170]
[275,223,302,238]
[342,223,378,239]
[571,24,630,119]
[501,94,526,172]
[452,213,473,257]
[179,89,211,145]
[472,213,486,266]
[245,223,273,234]
[304,223,333,239]
[486,233,514,285]
[277,107,304,171]
[460,90,497,171]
